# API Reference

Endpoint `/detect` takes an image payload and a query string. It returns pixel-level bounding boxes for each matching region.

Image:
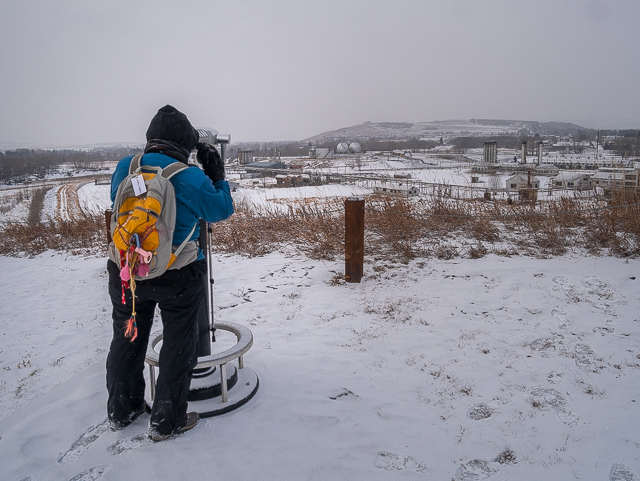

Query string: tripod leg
[196,219,212,357]
[207,221,216,343]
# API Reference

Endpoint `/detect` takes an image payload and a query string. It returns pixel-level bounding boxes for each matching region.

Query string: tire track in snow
[55,181,87,222]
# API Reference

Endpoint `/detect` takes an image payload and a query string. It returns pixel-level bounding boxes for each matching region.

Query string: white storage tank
[336,142,350,154]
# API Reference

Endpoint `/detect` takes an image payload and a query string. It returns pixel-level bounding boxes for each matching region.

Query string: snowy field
[1,250,640,480]
[76,183,112,217]
[1,158,639,481]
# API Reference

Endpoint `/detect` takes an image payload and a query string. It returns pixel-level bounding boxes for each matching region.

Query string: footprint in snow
[529,386,578,427]
[467,396,510,420]
[546,370,565,384]
[455,459,499,480]
[527,333,564,351]
[582,275,609,292]
[551,308,573,329]
[57,419,109,464]
[594,320,617,335]
[493,448,517,465]
[594,326,616,335]
[610,463,638,481]
[552,276,581,299]
[373,451,429,473]
[107,433,153,455]
[552,276,570,286]
[329,388,360,402]
[467,403,493,420]
[489,396,510,407]
[454,448,516,481]
[68,465,110,481]
[574,343,598,373]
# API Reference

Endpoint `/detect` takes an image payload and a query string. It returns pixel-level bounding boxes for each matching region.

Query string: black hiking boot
[109,402,148,431]
[149,412,199,442]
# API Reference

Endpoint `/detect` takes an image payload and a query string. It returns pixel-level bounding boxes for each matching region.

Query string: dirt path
[54,181,89,222]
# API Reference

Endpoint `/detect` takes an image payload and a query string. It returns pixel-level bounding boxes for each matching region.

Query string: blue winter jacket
[110,153,234,259]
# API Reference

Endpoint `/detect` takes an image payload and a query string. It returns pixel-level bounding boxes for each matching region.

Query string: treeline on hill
[228,142,311,159]
[359,138,437,152]
[600,131,640,157]
[231,138,439,158]
[310,138,437,152]
[448,132,640,157]
[575,129,640,156]
[449,135,552,152]
[226,127,640,161]
[232,131,639,160]
[0,147,143,182]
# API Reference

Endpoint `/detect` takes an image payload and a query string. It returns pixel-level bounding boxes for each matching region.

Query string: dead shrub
[470,219,500,243]
[211,198,344,260]
[583,191,640,256]
[468,243,488,259]
[365,196,428,261]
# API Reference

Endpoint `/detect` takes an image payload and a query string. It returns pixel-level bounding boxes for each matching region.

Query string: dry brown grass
[361,191,640,261]
[211,198,345,259]
[1,189,640,261]
[585,190,640,257]
[0,215,105,257]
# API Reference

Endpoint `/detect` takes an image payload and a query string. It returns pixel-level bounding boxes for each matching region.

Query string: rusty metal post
[344,197,364,283]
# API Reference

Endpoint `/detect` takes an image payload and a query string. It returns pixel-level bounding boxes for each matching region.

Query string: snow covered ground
[76,183,112,217]
[1,250,639,481]
[1,160,639,480]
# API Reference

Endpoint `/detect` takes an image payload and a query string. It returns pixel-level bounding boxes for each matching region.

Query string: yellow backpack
[108,154,197,340]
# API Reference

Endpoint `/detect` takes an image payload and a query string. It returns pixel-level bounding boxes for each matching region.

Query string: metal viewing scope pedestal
[144,127,259,417]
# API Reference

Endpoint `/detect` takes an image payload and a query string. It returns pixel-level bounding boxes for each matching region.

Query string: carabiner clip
[130,233,141,248]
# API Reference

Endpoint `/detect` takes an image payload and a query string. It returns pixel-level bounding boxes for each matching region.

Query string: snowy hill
[304,119,588,143]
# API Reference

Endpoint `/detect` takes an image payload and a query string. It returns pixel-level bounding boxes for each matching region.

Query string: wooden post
[104,209,112,244]
[344,197,364,283]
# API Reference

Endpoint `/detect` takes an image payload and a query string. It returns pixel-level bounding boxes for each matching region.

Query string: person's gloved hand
[196,142,225,183]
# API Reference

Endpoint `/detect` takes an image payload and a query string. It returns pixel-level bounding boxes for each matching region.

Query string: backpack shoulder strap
[173,221,198,256]
[129,154,144,174]
[162,162,189,180]
[128,156,187,178]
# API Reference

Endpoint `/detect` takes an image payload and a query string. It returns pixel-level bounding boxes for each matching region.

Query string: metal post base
[187,366,259,417]
[144,321,259,418]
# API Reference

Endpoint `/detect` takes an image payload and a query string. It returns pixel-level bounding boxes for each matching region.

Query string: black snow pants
[106,258,207,435]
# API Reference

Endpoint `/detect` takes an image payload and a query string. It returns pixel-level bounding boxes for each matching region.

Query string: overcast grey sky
[1,0,639,146]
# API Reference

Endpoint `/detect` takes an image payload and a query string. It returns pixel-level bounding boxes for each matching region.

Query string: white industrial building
[506,173,540,191]
[593,167,639,188]
[309,147,335,159]
[373,182,419,197]
[552,172,594,190]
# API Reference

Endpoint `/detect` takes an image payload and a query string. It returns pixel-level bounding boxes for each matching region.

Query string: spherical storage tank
[336,142,349,154]
[349,142,361,154]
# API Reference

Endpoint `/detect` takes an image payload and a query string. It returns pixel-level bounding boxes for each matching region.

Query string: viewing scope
[195,127,231,163]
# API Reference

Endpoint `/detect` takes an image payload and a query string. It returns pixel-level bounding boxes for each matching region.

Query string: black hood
[145,105,199,152]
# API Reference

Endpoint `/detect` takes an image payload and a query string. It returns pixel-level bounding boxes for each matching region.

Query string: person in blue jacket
[106,105,233,441]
